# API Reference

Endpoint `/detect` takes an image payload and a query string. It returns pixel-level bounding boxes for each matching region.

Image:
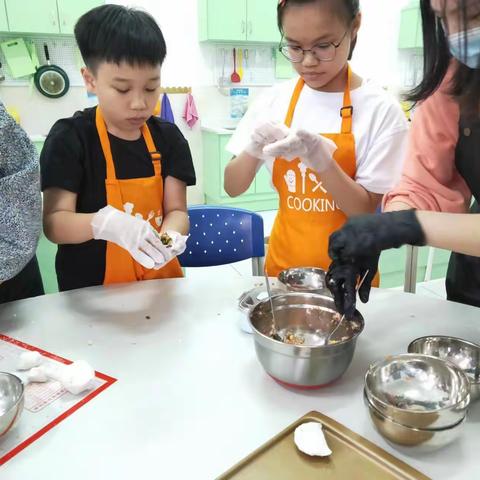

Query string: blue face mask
[448,27,480,69]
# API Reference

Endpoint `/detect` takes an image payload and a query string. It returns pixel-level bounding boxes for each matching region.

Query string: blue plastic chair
[178,206,265,275]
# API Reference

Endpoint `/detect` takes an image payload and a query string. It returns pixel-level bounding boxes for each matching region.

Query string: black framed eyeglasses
[279,30,348,63]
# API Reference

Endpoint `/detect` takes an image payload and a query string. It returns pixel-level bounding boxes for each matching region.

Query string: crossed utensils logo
[123,202,163,227]
[284,162,327,195]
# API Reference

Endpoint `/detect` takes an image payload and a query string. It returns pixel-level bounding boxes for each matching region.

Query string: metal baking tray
[218,411,430,480]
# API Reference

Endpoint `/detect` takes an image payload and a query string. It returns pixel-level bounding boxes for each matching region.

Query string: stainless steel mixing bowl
[408,336,480,402]
[0,372,24,436]
[249,293,364,388]
[365,354,470,429]
[277,267,330,295]
[364,390,465,452]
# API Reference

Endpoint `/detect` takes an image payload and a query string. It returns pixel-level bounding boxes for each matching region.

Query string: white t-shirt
[226,77,408,194]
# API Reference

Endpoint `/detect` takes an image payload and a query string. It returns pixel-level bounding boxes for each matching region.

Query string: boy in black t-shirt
[41,5,196,291]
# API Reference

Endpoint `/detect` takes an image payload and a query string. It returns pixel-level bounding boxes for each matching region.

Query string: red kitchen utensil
[231,48,241,83]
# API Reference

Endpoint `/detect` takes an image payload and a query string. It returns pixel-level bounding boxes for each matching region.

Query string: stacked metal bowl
[408,336,480,402]
[364,354,470,451]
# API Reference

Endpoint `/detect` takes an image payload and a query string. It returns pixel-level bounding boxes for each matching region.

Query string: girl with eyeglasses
[327,0,480,315]
[224,0,408,277]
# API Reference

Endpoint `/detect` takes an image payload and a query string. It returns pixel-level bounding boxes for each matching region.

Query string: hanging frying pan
[34,44,69,98]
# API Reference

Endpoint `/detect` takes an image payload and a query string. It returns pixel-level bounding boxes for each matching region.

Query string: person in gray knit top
[0,102,44,303]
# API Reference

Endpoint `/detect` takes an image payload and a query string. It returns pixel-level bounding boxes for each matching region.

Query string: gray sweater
[0,103,41,282]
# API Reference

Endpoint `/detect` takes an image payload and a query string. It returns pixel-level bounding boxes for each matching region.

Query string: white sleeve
[225,88,277,159]
[355,106,409,194]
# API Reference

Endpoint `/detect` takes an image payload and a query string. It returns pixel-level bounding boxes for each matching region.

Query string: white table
[0,277,479,479]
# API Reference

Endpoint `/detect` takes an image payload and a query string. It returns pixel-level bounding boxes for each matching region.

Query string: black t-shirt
[40,107,196,291]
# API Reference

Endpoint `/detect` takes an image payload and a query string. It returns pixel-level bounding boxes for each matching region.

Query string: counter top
[201,125,237,135]
[0,277,479,479]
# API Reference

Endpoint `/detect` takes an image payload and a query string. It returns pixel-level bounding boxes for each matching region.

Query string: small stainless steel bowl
[0,372,24,436]
[408,336,480,402]
[249,293,364,388]
[238,285,285,334]
[278,267,330,295]
[364,390,465,452]
[365,354,470,429]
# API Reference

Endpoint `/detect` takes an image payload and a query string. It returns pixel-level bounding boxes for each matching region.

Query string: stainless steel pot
[249,293,364,387]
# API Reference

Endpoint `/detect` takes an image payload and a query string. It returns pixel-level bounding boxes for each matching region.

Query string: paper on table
[0,334,116,466]
[24,380,66,413]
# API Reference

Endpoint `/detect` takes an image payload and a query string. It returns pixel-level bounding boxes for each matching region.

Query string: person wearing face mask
[327,0,480,316]
[224,0,408,277]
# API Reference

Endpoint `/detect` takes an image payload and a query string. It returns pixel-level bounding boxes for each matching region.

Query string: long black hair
[277,0,361,60]
[406,0,480,116]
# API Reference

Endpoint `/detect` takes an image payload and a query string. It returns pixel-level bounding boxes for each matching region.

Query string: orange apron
[266,67,379,286]
[95,107,183,285]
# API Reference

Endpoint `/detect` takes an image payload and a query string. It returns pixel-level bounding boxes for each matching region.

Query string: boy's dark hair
[277,0,360,60]
[74,4,166,73]
[406,0,480,117]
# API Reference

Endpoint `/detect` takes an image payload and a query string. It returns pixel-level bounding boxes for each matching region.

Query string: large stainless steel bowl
[364,390,465,452]
[0,372,24,436]
[249,293,364,388]
[408,336,480,402]
[278,267,330,295]
[365,354,470,429]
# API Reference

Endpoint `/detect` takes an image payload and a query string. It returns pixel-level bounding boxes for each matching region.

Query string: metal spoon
[264,266,282,341]
[326,269,370,344]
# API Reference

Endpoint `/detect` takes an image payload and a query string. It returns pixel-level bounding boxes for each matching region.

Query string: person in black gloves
[328,205,480,314]
[327,0,480,314]
[326,210,426,316]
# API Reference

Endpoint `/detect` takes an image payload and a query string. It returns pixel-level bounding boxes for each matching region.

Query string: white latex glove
[263,129,337,173]
[152,230,188,270]
[91,205,168,270]
[245,121,290,159]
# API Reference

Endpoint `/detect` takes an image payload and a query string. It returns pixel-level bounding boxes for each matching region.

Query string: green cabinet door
[414,8,423,48]
[203,132,221,199]
[0,1,8,31]
[247,0,280,43]
[6,0,59,33]
[220,136,254,197]
[199,0,246,42]
[399,6,422,48]
[57,0,103,34]
[255,164,275,194]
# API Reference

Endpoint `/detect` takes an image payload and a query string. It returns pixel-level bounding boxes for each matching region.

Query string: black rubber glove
[326,210,426,316]
[328,210,426,261]
[326,257,379,317]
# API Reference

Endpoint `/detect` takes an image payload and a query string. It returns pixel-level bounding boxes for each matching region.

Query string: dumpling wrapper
[17,351,43,371]
[44,360,95,395]
[26,366,49,383]
[294,422,332,457]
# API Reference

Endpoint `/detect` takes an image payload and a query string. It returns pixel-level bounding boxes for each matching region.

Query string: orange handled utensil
[231,48,241,83]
